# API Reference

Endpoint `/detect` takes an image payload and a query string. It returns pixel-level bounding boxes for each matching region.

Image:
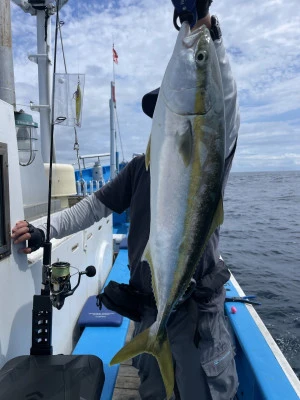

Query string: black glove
[27,223,45,252]
[172,0,213,30]
[195,0,213,20]
[97,281,156,322]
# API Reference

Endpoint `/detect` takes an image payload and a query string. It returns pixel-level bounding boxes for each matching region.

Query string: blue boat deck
[73,240,140,399]
[71,210,300,400]
[225,277,300,400]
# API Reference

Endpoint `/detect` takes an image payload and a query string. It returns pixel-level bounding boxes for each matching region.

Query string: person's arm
[12,157,136,253]
[38,193,111,239]
[11,194,112,254]
[45,156,136,238]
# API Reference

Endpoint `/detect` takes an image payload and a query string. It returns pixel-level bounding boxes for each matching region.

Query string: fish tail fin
[154,335,174,399]
[110,327,174,399]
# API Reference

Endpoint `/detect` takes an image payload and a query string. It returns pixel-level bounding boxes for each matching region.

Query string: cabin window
[0,143,11,260]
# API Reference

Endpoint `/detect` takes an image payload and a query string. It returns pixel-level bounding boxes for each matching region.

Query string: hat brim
[142,88,160,118]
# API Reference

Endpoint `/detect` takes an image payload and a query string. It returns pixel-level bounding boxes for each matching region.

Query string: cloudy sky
[10,0,300,172]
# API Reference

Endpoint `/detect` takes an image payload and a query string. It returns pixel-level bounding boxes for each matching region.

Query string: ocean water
[219,170,300,378]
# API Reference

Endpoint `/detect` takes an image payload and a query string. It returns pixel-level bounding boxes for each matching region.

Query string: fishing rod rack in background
[74,153,110,197]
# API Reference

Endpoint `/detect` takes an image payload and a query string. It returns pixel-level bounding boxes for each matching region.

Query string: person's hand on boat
[11,220,45,254]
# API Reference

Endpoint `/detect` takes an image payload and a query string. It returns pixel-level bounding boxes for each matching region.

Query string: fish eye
[196,51,207,64]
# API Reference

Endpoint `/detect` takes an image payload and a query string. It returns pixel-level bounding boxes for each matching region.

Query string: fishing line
[72,0,84,184]
[75,0,81,107]
[58,20,67,73]
[56,0,83,187]
[75,0,80,76]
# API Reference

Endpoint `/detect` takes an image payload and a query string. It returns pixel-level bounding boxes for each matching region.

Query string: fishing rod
[30,0,95,356]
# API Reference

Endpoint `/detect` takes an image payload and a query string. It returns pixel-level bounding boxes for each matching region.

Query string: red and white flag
[113,47,118,64]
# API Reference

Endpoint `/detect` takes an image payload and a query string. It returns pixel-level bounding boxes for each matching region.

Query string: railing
[78,153,110,169]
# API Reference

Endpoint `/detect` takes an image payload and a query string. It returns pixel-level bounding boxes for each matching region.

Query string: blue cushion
[78,295,123,327]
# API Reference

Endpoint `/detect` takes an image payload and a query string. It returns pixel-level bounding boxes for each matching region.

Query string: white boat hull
[0,100,113,368]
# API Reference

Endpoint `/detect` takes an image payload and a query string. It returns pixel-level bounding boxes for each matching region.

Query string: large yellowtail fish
[110,21,225,398]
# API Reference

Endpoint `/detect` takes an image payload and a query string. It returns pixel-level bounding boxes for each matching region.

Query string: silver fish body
[111,22,225,399]
[147,21,225,331]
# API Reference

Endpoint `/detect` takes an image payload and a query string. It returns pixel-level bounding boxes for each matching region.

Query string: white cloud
[10,0,300,171]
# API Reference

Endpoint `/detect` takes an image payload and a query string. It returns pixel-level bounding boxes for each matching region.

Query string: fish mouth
[185,23,210,38]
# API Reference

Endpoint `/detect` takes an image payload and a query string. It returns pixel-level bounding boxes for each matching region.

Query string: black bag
[193,259,231,302]
[97,281,156,322]
[0,355,104,400]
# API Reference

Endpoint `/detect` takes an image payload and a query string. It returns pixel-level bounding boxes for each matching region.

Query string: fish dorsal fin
[145,134,151,170]
[175,121,193,167]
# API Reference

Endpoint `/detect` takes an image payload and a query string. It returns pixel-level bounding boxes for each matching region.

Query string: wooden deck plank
[114,375,140,390]
[112,388,140,400]
[115,364,138,377]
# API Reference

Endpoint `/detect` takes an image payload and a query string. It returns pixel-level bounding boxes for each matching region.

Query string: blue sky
[10,0,300,172]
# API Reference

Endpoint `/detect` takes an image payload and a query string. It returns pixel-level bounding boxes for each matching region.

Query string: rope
[55,1,83,178]
[58,20,67,73]
[74,126,84,192]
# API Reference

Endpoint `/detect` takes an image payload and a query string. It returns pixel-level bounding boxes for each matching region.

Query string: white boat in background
[0,1,299,399]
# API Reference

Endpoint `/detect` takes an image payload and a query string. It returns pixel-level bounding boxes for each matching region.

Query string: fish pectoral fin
[110,327,174,400]
[145,134,151,170]
[175,121,193,167]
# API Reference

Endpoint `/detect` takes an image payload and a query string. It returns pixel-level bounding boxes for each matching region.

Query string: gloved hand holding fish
[110,19,225,399]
